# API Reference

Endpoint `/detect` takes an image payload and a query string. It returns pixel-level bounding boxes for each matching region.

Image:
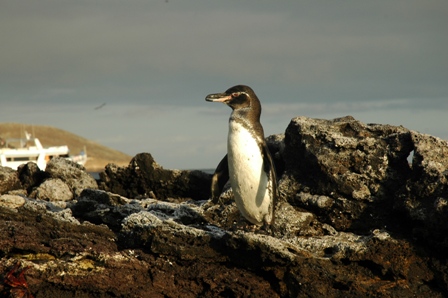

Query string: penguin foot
[258,222,274,236]
[231,217,270,234]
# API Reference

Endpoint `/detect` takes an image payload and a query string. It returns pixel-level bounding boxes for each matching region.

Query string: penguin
[205,85,277,230]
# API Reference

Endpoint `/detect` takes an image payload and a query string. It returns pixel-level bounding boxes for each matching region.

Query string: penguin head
[205,85,259,111]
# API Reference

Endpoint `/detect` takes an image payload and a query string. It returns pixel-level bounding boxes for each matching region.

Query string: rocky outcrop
[279,116,448,253]
[31,178,73,202]
[45,157,98,197]
[0,116,447,297]
[98,153,212,201]
[0,166,22,195]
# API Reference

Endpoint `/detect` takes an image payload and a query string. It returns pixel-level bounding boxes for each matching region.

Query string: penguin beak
[205,93,232,103]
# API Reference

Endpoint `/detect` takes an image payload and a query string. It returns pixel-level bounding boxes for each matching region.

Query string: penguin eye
[231,92,240,98]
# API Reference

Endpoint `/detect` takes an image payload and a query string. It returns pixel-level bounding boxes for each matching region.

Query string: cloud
[2,0,446,105]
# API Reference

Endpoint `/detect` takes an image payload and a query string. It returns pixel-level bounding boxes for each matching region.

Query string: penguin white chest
[227,121,272,225]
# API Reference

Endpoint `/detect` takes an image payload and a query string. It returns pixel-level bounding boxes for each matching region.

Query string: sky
[1,0,447,169]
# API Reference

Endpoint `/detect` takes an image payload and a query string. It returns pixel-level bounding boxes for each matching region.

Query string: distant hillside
[0,123,132,172]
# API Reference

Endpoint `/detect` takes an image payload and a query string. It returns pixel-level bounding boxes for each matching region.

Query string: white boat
[0,133,87,170]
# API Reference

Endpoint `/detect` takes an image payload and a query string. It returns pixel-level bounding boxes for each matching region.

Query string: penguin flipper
[211,154,229,203]
[261,142,277,226]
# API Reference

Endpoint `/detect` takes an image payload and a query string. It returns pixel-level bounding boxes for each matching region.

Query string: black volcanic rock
[71,189,147,231]
[30,178,73,202]
[279,116,415,231]
[17,162,49,194]
[98,152,212,201]
[277,116,448,253]
[0,116,447,297]
[45,157,98,197]
[398,132,448,251]
[281,116,413,200]
[0,166,22,195]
